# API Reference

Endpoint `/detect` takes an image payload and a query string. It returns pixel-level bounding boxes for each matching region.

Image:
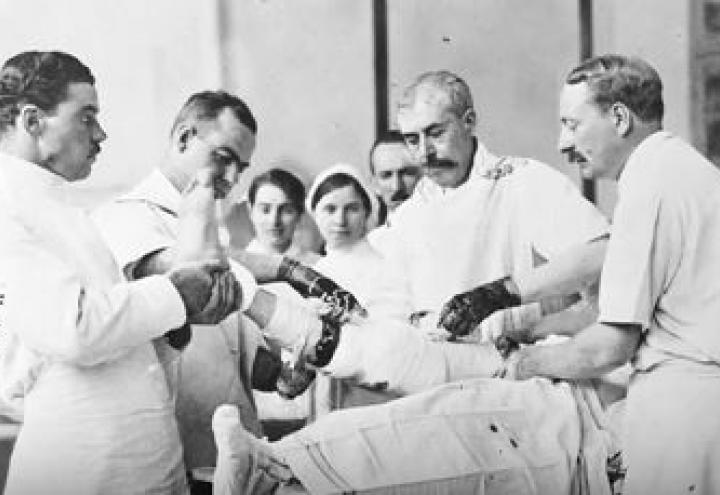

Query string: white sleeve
[599,186,676,328]
[0,221,186,367]
[516,163,609,259]
[92,200,175,275]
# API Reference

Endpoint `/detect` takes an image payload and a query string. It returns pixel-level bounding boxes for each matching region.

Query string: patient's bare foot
[213,405,294,495]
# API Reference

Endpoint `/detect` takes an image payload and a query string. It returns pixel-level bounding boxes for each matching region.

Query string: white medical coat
[377,142,609,317]
[93,169,262,471]
[0,154,188,494]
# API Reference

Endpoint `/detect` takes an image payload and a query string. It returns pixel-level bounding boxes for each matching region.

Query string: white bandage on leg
[262,293,322,352]
[229,260,259,312]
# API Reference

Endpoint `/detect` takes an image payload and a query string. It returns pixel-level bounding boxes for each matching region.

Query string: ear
[174,124,196,153]
[462,108,477,130]
[19,104,43,136]
[611,103,632,137]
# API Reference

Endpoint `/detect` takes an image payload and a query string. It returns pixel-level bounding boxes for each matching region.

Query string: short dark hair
[171,90,257,136]
[248,168,306,213]
[310,173,372,216]
[0,51,95,133]
[566,54,664,123]
[369,129,406,175]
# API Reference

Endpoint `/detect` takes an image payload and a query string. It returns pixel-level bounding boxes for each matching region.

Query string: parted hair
[248,168,306,213]
[0,51,95,133]
[566,54,664,123]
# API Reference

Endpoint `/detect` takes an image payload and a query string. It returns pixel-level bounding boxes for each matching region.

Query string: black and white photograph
[0,1,718,494]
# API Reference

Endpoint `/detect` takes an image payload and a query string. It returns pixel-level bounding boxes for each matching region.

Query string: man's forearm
[514,321,640,380]
[515,236,608,303]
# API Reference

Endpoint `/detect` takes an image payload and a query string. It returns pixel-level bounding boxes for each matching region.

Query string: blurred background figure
[245,168,319,439]
[246,168,319,264]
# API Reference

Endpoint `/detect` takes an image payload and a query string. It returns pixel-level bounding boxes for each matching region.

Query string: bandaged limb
[323,317,503,395]
[214,378,601,495]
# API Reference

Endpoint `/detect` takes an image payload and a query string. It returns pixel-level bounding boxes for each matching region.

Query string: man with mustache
[502,54,720,495]
[387,70,609,343]
[0,51,236,494]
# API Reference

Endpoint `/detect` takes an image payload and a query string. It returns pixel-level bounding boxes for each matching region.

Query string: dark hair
[368,129,406,174]
[566,54,664,123]
[0,51,95,133]
[310,173,371,216]
[248,168,306,212]
[170,90,257,136]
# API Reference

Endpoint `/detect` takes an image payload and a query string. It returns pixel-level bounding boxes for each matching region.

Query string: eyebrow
[217,145,242,165]
[81,104,99,113]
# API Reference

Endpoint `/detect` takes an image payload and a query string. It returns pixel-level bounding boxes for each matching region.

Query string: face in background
[558,81,626,180]
[250,183,302,253]
[178,107,256,199]
[397,84,476,189]
[313,184,369,250]
[35,82,107,182]
[371,141,421,211]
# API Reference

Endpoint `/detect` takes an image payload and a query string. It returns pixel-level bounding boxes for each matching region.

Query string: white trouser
[623,360,720,495]
[274,377,601,494]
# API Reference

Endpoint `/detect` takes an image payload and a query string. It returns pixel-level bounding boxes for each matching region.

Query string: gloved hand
[165,323,192,351]
[277,257,367,322]
[251,347,283,392]
[438,277,521,337]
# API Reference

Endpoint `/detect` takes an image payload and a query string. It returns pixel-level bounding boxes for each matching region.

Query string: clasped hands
[168,260,241,325]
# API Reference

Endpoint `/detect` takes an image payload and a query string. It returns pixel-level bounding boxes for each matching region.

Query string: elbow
[592,325,641,372]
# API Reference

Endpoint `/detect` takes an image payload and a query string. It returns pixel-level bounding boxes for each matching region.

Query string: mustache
[390,190,410,202]
[564,149,587,163]
[422,157,457,170]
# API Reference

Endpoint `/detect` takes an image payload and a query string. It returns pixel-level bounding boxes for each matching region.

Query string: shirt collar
[618,130,672,191]
[0,151,69,202]
[120,168,181,214]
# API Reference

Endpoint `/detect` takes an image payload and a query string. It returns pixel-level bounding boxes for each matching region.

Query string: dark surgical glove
[438,277,521,337]
[277,257,367,322]
[251,347,283,392]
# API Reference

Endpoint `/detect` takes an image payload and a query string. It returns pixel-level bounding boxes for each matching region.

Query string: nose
[334,208,348,227]
[223,164,239,186]
[557,127,572,154]
[94,121,108,143]
[391,173,404,193]
[271,207,282,227]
